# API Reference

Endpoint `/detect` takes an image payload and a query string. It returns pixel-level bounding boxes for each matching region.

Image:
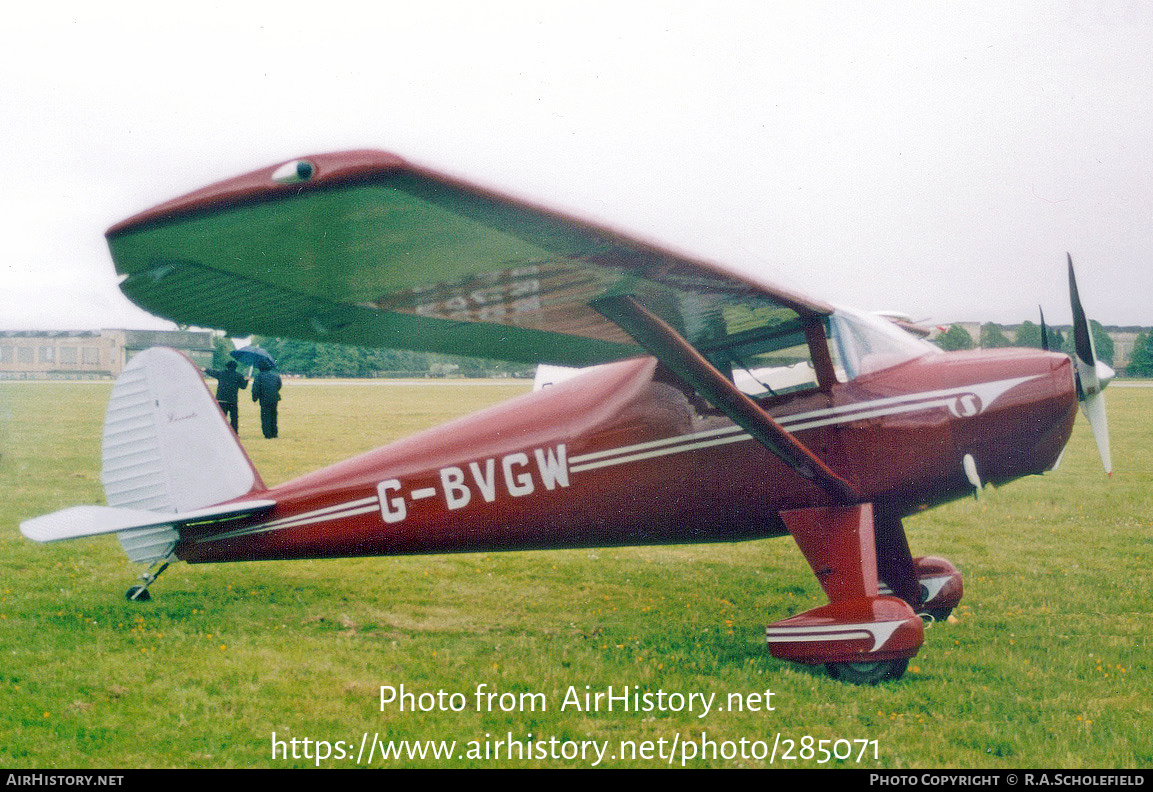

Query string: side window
[686,297,846,398]
[702,322,828,398]
[728,338,820,396]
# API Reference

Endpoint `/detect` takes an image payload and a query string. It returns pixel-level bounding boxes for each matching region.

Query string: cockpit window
[828,306,940,380]
[700,304,939,397]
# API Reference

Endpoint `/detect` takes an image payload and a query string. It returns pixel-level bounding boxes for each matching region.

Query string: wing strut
[592,295,859,504]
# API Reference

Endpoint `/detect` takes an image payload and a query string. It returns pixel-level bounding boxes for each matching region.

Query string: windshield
[829,306,941,380]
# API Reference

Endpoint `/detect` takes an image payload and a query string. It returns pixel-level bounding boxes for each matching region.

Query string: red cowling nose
[944,349,1078,485]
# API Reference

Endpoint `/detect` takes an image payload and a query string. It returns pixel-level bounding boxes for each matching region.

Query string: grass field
[1,378,1150,769]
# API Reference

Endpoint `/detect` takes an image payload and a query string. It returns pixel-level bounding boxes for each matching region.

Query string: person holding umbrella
[232,346,282,439]
[230,345,276,371]
[203,360,248,433]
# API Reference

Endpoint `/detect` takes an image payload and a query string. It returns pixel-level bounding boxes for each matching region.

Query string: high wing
[108,150,831,367]
[107,150,855,501]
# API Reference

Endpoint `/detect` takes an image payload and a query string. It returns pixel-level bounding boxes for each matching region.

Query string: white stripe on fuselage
[569,375,1041,472]
[200,497,382,542]
[196,375,1040,542]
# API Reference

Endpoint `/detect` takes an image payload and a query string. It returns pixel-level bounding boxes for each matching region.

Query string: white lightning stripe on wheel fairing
[919,575,952,603]
[765,620,907,652]
[567,376,1042,473]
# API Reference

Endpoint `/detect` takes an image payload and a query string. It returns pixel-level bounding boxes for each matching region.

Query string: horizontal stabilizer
[20,500,275,544]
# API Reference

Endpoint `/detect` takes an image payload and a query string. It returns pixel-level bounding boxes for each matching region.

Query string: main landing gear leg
[874,510,921,608]
[126,554,174,602]
[766,504,924,683]
[874,510,964,623]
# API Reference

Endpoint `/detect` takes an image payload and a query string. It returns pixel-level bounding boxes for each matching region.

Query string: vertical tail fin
[101,347,265,561]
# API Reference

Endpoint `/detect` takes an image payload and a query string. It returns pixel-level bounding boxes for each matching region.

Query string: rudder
[101,347,265,561]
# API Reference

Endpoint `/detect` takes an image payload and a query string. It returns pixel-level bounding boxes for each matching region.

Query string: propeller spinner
[1067,254,1113,475]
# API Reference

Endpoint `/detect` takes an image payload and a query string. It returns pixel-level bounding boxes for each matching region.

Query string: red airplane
[20,151,1113,684]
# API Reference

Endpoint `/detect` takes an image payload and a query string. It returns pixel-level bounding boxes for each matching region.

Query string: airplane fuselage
[177,347,1077,565]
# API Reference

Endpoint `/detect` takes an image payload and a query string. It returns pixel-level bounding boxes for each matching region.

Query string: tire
[826,658,909,684]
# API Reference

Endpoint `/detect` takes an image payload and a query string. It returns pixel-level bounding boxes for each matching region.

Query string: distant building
[1107,329,1140,372]
[0,329,214,380]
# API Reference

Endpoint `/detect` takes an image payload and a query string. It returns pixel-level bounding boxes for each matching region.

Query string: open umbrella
[230,345,276,370]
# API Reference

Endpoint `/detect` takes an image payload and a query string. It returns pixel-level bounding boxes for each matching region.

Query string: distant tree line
[208,324,1153,379]
[211,335,534,379]
[1129,330,1153,376]
[935,321,1115,367]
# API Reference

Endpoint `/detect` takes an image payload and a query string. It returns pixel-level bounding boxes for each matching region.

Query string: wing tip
[107,150,409,238]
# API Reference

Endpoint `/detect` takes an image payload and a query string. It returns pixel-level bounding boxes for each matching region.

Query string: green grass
[1,379,1150,768]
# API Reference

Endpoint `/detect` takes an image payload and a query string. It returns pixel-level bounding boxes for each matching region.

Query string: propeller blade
[1039,305,1049,351]
[1081,392,1113,476]
[1067,254,1112,475]
[1068,254,1101,398]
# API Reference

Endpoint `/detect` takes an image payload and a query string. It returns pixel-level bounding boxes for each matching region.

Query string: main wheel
[826,658,908,684]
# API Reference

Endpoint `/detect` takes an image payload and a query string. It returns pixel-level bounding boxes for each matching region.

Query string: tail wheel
[125,585,152,602]
[826,658,908,685]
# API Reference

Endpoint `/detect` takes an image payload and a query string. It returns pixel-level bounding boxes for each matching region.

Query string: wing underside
[106,150,854,500]
[108,151,831,368]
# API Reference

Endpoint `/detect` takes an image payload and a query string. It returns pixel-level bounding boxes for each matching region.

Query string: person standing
[251,360,282,438]
[204,360,248,433]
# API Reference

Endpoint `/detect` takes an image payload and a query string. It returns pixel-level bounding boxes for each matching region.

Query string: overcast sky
[3,1,1151,333]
